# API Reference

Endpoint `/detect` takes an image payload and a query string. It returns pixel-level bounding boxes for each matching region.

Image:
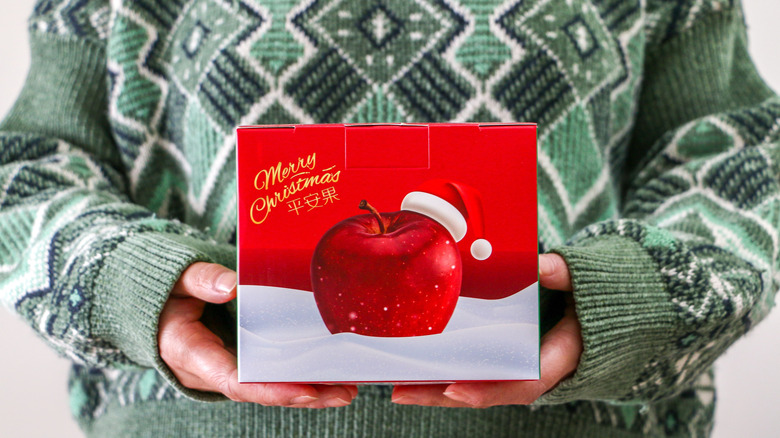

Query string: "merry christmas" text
[250,153,341,224]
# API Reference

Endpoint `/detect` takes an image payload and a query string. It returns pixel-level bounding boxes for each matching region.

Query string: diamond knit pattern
[1,0,778,437]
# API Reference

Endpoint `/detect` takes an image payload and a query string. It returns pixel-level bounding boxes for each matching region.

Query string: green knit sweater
[1,0,778,436]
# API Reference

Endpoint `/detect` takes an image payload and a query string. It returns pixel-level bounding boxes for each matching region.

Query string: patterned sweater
[1,0,778,436]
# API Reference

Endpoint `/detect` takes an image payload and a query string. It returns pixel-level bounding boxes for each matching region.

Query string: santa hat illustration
[400,179,492,260]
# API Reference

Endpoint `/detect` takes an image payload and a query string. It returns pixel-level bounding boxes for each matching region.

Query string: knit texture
[1,0,778,436]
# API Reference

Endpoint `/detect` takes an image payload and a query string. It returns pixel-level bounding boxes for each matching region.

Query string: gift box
[236,123,538,383]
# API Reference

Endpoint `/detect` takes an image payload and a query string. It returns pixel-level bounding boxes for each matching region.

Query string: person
[1,0,777,436]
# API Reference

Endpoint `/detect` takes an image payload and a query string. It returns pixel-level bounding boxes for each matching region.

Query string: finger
[159,294,207,326]
[392,380,553,408]
[171,262,237,303]
[539,253,572,291]
[391,384,476,408]
[537,306,582,389]
[159,314,226,389]
[342,384,359,400]
[289,385,359,409]
[443,381,548,407]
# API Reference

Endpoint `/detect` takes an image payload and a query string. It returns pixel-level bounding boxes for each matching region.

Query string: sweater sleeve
[0,4,234,401]
[539,1,780,403]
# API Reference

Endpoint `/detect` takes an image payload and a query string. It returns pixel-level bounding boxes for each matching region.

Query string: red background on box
[237,124,537,300]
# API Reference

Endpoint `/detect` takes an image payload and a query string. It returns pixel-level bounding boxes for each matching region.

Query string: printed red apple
[311,200,462,337]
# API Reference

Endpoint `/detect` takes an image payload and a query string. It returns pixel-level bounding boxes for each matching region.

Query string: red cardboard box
[237,123,538,383]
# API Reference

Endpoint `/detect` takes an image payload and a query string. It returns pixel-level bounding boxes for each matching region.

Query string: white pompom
[470,239,492,260]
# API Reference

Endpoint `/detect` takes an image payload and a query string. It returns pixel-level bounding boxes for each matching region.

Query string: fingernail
[391,395,414,404]
[443,391,471,404]
[291,395,318,404]
[216,271,237,294]
[324,397,350,408]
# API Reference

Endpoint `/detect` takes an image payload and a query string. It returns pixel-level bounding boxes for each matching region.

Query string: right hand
[391,253,581,408]
[158,262,358,408]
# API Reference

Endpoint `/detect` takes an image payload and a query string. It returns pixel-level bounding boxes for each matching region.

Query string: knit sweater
[1,0,778,436]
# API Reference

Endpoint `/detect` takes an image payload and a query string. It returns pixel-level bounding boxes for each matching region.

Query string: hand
[391,253,582,408]
[158,262,358,408]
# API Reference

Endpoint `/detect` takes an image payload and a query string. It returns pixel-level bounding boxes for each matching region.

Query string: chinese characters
[287,187,341,215]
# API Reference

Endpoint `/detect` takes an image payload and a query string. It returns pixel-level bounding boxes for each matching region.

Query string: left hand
[391,253,582,408]
[159,262,358,408]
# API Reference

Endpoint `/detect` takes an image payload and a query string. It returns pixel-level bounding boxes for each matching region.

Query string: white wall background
[0,1,778,437]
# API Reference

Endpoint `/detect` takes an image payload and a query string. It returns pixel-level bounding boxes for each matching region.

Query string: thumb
[171,262,237,303]
[539,253,572,292]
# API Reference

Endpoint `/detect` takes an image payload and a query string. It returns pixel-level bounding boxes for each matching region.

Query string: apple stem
[359,200,386,234]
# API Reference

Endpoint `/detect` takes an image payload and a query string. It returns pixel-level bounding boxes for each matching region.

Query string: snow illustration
[239,283,539,382]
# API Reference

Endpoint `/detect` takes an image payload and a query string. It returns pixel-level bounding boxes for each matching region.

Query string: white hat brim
[400,191,467,241]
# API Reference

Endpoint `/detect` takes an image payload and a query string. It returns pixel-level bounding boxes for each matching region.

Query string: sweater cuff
[92,231,236,401]
[538,235,673,403]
